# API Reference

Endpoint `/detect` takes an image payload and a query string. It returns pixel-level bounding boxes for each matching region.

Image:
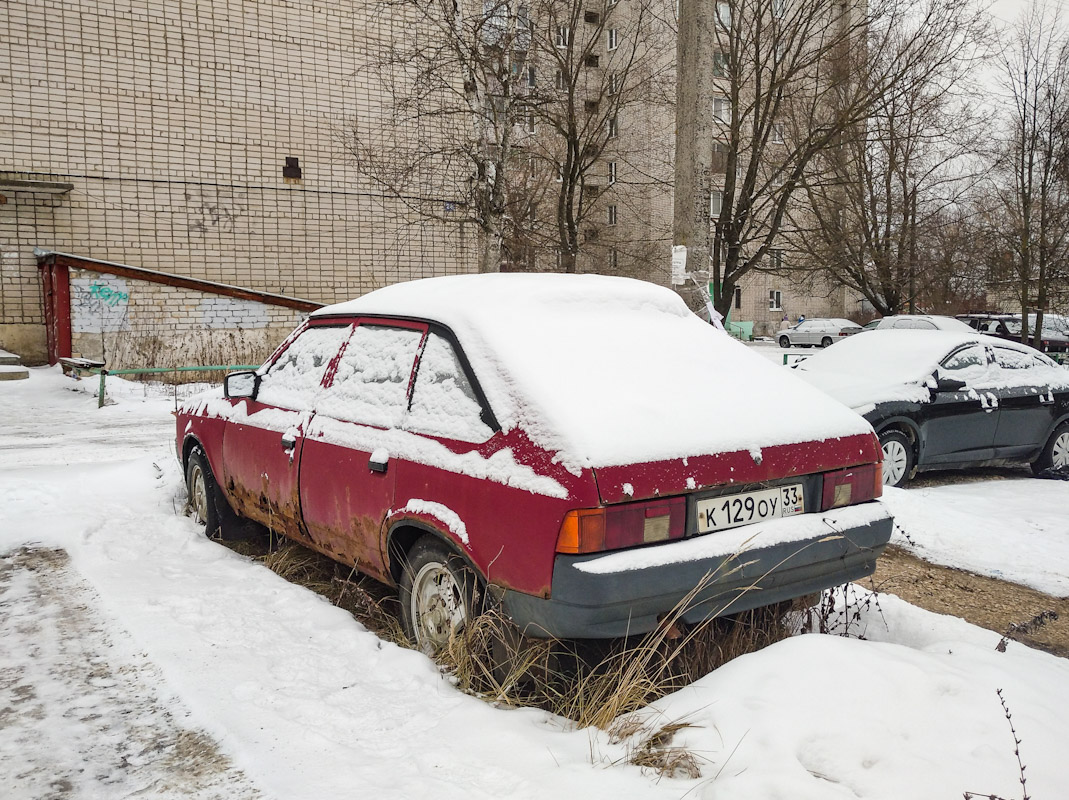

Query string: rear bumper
[502,502,893,639]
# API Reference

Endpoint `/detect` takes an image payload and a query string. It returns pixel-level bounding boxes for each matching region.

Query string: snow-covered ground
[2,366,1068,800]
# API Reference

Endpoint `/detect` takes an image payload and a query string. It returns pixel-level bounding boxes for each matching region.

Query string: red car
[177,274,892,652]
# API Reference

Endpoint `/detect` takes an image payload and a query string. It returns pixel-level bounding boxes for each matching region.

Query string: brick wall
[0,0,473,362]
[68,268,306,370]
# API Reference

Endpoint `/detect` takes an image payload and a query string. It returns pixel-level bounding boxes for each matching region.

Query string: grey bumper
[503,502,893,639]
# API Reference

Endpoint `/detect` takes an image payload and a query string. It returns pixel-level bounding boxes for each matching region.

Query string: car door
[919,344,1000,465]
[794,321,816,345]
[219,323,354,537]
[298,320,426,581]
[990,346,1058,457]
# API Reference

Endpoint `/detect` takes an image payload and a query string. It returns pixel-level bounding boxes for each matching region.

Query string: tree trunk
[479,226,503,273]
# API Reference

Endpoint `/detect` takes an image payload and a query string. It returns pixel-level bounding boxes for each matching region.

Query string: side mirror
[225,371,259,399]
[933,374,966,393]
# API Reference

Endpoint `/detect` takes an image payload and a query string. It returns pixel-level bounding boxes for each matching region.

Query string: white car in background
[778,318,862,348]
[861,315,975,332]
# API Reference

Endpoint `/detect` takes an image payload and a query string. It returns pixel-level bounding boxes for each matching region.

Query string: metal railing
[62,361,259,407]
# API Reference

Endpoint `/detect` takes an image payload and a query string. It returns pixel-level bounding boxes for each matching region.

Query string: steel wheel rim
[882,440,908,485]
[189,463,209,524]
[1053,431,1069,468]
[411,562,467,654]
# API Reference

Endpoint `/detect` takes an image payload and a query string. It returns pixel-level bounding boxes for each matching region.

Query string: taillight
[556,498,686,554]
[820,462,882,510]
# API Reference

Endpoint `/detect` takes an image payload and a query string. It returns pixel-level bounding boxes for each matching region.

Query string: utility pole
[673,0,716,300]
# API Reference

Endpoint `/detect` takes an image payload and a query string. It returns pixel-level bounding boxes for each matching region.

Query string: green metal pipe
[93,365,260,407]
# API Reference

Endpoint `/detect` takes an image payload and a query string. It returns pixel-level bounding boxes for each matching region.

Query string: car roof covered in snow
[314,274,874,470]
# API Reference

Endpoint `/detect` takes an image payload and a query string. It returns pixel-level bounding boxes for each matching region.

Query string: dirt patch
[871,545,1069,658]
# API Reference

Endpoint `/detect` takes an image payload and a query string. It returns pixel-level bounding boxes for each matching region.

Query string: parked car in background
[957,313,1069,357]
[778,318,862,348]
[795,330,1069,487]
[861,314,975,333]
[177,274,892,653]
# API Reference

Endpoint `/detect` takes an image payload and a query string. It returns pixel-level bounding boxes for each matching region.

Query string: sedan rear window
[406,333,493,442]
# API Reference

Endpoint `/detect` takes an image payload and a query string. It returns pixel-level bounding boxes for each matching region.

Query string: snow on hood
[795,329,1069,410]
[315,274,873,472]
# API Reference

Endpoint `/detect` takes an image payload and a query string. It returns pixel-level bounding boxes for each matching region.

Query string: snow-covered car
[957,313,1069,357]
[777,318,862,348]
[177,274,892,651]
[861,314,974,333]
[795,330,1069,487]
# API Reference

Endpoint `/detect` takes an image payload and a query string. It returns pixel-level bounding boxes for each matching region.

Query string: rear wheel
[879,430,913,488]
[1031,421,1069,475]
[778,335,790,348]
[399,536,480,655]
[821,336,833,348]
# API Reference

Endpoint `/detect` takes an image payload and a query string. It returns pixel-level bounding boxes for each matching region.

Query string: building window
[713,51,728,78]
[527,66,536,87]
[608,204,617,225]
[772,123,785,143]
[585,99,600,114]
[607,160,617,184]
[773,0,787,18]
[556,248,563,268]
[584,54,600,68]
[710,189,723,216]
[283,157,302,181]
[609,248,619,269]
[526,112,536,133]
[608,0,618,7]
[717,1,731,28]
[713,97,730,123]
[528,155,536,177]
[734,286,742,310]
[607,116,618,137]
[769,248,784,269]
[768,289,783,311]
[584,10,601,23]
[555,69,565,90]
[556,25,570,47]
[607,29,619,50]
[608,72,619,95]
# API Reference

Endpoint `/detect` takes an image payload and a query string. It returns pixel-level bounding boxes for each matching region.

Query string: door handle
[281,432,297,449]
[369,450,389,474]
[979,393,999,411]
[1039,391,1055,405]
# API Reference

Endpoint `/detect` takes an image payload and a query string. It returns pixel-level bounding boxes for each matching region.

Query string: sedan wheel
[779,335,790,348]
[821,337,833,348]
[1032,422,1069,474]
[879,431,913,488]
[400,537,478,655]
[185,448,220,536]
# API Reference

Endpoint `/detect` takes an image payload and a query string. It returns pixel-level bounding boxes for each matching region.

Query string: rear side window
[993,347,1048,370]
[316,325,423,428]
[406,333,494,442]
[257,325,352,410]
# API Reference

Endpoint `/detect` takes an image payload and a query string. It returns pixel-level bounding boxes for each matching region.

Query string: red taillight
[821,463,882,510]
[556,498,686,554]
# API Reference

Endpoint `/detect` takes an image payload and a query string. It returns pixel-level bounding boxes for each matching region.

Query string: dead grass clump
[625,722,703,779]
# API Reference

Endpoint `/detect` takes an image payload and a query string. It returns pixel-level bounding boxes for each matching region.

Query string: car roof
[311,274,873,470]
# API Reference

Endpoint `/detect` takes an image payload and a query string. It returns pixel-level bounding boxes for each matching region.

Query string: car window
[316,324,424,428]
[257,325,352,410]
[940,345,990,383]
[912,320,936,330]
[863,320,880,330]
[993,347,1049,370]
[406,333,494,442]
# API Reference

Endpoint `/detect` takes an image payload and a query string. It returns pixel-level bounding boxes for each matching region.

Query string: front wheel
[399,536,480,655]
[879,430,913,488]
[186,448,221,537]
[1031,421,1069,475]
[778,335,790,348]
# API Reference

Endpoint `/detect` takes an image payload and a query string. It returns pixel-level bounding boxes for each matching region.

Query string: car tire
[399,536,480,655]
[821,336,833,348]
[879,430,913,488]
[186,447,222,538]
[778,335,790,348]
[1031,421,1069,475]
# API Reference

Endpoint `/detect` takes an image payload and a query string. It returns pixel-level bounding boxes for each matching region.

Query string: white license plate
[695,484,804,534]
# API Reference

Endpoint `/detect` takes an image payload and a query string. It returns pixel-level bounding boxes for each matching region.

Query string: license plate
[695,484,804,534]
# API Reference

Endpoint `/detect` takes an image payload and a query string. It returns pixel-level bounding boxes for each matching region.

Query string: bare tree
[790,13,988,315]
[986,2,1069,345]
[674,0,988,318]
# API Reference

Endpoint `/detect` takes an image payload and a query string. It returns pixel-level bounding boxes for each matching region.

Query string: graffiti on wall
[186,187,247,235]
[71,276,131,333]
